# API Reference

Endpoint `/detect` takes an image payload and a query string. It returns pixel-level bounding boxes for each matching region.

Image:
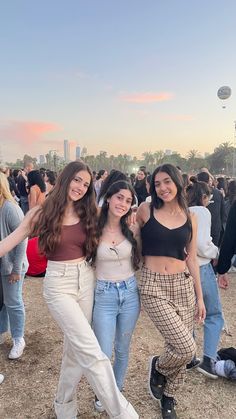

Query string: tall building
[76,146,81,159]
[81,147,87,158]
[38,155,45,165]
[64,139,70,162]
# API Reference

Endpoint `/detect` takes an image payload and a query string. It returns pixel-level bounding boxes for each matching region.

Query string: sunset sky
[1,0,236,163]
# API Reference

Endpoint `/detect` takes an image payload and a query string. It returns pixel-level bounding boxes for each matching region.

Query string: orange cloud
[120,91,174,104]
[0,120,62,146]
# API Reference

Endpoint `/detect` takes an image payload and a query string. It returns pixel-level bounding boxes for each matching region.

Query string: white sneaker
[94,396,105,413]
[0,333,6,345]
[8,337,25,359]
[0,374,4,384]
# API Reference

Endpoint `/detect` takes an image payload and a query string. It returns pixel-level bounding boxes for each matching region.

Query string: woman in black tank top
[137,164,205,419]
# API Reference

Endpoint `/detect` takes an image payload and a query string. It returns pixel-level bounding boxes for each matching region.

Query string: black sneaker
[197,356,218,379]
[161,394,177,419]
[148,356,166,400]
[186,356,201,371]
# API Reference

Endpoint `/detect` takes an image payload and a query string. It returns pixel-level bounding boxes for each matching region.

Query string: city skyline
[1,1,236,162]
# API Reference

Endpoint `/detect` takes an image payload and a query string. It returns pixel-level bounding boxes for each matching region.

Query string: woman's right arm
[0,206,39,257]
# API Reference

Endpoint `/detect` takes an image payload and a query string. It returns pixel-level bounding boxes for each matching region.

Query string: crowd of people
[0,160,235,419]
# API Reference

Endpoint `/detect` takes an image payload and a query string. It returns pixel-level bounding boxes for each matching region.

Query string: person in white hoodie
[186,180,224,379]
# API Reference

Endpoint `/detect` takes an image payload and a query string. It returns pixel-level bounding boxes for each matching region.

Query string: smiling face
[107,188,133,218]
[68,170,91,202]
[154,171,178,203]
[137,170,145,181]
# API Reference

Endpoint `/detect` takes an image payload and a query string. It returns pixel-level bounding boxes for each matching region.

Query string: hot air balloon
[217,86,232,108]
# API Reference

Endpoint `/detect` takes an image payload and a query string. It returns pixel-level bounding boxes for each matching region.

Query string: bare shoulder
[136,202,151,226]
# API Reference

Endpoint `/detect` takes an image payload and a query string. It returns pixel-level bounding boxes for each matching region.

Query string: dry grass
[0,274,236,419]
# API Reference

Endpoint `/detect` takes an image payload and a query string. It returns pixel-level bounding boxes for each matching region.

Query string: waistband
[96,276,136,289]
[47,259,88,269]
[141,264,190,280]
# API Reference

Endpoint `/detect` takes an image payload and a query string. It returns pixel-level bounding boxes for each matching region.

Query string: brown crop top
[48,222,86,261]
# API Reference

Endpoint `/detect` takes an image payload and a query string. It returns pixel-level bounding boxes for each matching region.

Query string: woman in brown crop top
[137,163,205,419]
[0,161,138,419]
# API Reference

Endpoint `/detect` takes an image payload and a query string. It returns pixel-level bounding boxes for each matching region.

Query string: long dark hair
[228,180,236,205]
[31,161,98,260]
[96,169,106,180]
[27,170,46,193]
[186,180,210,206]
[150,164,192,240]
[93,180,140,270]
[98,170,127,202]
[46,170,56,186]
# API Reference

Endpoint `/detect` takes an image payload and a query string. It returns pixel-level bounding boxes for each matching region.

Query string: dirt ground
[0,274,236,419]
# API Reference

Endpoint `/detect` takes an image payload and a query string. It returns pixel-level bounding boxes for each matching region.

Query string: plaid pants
[140,265,196,397]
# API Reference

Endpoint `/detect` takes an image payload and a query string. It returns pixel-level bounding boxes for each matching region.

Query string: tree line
[3,142,236,177]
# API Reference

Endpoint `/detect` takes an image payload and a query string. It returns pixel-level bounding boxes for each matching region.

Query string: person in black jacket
[134,168,148,205]
[217,200,236,289]
[197,172,226,246]
[17,162,34,214]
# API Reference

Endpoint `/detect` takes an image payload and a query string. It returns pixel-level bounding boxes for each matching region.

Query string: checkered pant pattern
[140,265,196,397]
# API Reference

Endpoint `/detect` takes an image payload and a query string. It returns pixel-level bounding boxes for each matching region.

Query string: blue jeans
[93,276,140,390]
[0,273,25,339]
[200,263,224,360]
[20,196,29,215]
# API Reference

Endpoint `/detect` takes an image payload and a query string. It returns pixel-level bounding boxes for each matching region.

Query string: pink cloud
[120,91,174,104]
[0,120,62,146]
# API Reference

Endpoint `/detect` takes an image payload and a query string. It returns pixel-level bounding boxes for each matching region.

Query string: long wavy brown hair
[31,161,98,260]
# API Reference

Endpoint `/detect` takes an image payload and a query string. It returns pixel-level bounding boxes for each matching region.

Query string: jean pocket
[95,281,107,295]
[128,278,138,293]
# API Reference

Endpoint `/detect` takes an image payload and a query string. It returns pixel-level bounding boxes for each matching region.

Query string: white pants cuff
[54,398,77,419]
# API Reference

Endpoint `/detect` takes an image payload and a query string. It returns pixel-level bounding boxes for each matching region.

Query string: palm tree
[142,152,155,171]
[153,150,164,166]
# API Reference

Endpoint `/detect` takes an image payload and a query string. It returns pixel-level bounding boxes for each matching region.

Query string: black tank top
[141,206,190,260]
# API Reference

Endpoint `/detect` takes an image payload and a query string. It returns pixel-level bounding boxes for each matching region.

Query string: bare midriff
[144,255,186,274]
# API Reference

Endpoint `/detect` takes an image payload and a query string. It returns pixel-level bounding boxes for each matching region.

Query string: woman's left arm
[186,213,206,322]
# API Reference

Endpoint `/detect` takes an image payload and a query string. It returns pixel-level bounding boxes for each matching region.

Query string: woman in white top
[92,180,140,412]
[186,180,224,379]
